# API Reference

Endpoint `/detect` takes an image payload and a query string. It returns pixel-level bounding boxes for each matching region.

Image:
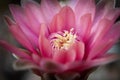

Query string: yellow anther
[51,28,76,50]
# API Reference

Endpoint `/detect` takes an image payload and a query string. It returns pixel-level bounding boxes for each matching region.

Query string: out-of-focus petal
[4,16,37,53]
[74,54,118,72]
[88,22,120,60]
[40,59,66,73]
[49,6,75,33]
[9,4,33,33]
[22,0,46,36]
[53,49,76,64]
[88,39,114,60]
[74,41,85,61]
[78,54,119,71]
[104,8,120,21]
[77,13,92,41]
[9,4,38,47]
[39,24,52,58]
[32,53,41,64]
[93,0,119,27]
[13,59,38,70]
[91,18,113,45]
[40,0,61,22]
[49,14,64,33]
[75,0,95,25]
[83,18,112,60]
[0,40,31,59]
[97,0,115,10]
[59,6,75,30]
[94,21,120,57]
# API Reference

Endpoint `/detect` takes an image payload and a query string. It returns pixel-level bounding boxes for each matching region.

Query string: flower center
[50,28,76,50]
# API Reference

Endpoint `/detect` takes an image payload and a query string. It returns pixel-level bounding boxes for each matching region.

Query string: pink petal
[39,24,52,58]
[91,18,113,46]
[49,6,75,33]
[59,6,75,30]
[32,53,41,64]
[9,4,38,47]
[88,39,114,60]
[95,21,120,57]
[40,0,61,23]
[49,14,65,33]
[53,49,76,64]
[75,0,95,25]
[93,0,119,26]
[22,0,46,36]
[104,8,120,21]
[88,22,120,60]
[71,54,119,72]
[84,18,112,60]
[4,16,36,53]
[9,4,31,32]
[74,41,85,61]
[0,40,31,59]
[76,54,118,72]
[77,13,92,41]
[96,0,115,10]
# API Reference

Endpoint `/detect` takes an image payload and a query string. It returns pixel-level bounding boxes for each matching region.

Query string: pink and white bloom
[0,0,120,74]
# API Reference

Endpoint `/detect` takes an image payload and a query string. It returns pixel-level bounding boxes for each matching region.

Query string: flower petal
[77,13,92,41]
[59,6,75,30]
[91,18,113,45]
[53,49,76,64]
[49,6,75,33]
[32,53,41,64]
[39,24,52,58]
[74,41,85,61]
[49,14,64,33]
[93,0,119,26]
[40,59,66,73]
[22,0,46,36]
[75,0,95,25]
[74,54,118,72]
[88,39,114,60]
[95,21,120,57]
[40,0,61,22]
[0,40,31,59]
[71,54,119,72]
[88,22,120,60]
[4,16,36,53]
[9,4,38,47]
[97,0,115,10]
[13,59,38,70]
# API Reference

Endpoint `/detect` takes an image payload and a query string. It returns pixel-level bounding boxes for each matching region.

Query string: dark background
[0,0,120,80]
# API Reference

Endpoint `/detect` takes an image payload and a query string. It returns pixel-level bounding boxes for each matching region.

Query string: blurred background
[0,0,120,80]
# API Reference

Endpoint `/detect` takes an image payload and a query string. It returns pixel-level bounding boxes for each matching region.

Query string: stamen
[50,28,76,50]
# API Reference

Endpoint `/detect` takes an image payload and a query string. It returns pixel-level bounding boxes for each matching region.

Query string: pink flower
[0,0,120,74]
